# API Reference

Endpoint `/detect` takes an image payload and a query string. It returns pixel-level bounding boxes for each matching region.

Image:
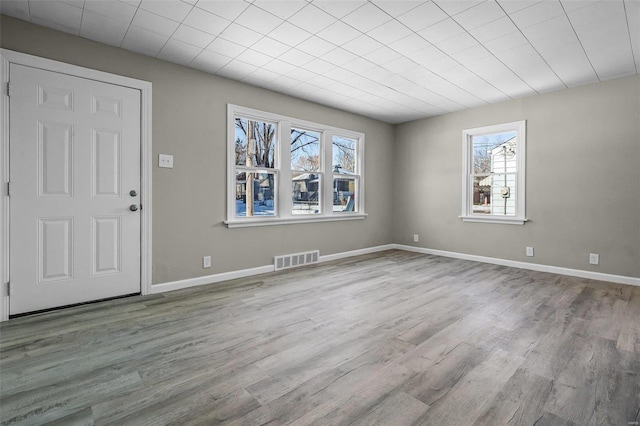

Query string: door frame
[0,49,153,321]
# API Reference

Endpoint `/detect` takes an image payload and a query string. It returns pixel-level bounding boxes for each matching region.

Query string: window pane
[291,128,320,171]
[292,172,320,215]
[235,171,276,217]
[472,132,516,174]
[234,117,276,168]
[332,136,356,174]
[333,177,356,213]
[472,174,516,216]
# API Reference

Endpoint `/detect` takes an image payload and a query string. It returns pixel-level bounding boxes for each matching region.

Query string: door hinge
[6,82,10,97]
[7,282,10,297]
[7,182,11,197]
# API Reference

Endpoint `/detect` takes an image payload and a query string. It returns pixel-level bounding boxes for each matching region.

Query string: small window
[332,136,358,213]
[291,128,322,215]
[461,120,526,225]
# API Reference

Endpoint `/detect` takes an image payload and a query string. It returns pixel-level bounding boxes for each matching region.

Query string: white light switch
[159,154,173,168]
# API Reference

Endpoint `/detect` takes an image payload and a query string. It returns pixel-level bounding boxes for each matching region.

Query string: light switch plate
[589,253,599,265]
[526,246,534,257]
[159,154,173,168]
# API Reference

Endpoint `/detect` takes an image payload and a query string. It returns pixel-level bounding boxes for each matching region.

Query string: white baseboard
[394,244,640,287]
[151,244,396,294]
[318,244,396,263]
[150,265,275,294]
[151,243,639,295]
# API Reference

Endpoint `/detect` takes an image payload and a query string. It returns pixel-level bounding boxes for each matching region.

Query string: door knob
[130,204,139,211]
[129,190,137,197]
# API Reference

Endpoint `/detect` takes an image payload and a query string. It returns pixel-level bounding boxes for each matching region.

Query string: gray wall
[2,15,639,282]
[0,16,396,283]
[394,74,640,278]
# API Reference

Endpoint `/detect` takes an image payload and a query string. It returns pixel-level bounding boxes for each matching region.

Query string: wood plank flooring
[1,250,639,425]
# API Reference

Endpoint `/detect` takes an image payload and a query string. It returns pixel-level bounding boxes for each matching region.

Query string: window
[461,120,526,225]
[227,105,365,227]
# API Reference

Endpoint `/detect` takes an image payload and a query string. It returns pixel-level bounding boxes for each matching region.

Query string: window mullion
[280,120,292,219]
[323,130,334,215]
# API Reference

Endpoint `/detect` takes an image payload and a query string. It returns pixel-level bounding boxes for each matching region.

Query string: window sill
[225,213,367,228]
[459,215,528,225]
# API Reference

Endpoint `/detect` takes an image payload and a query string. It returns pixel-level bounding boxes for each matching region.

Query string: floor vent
[274,250,320,271]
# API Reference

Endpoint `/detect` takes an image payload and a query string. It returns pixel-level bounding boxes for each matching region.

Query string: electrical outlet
[589,253,599,265]
[526,246,534,257]
[413,234,419,242]
[203,256,212,268]
[159,154,174,168]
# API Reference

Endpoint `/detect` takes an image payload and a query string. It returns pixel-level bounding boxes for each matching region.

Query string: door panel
[9,64,141,315]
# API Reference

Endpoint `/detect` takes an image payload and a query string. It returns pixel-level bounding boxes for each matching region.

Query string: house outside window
[461,120,527,225]
[226,105,365,228]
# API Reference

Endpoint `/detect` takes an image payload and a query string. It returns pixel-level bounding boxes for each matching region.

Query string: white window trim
[225,104,366,228]
[460,120,527,225]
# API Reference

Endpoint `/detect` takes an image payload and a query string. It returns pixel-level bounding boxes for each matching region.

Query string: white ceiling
[2,0,639,123]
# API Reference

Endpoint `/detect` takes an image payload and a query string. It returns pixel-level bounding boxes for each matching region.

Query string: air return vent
[274,250,319,271]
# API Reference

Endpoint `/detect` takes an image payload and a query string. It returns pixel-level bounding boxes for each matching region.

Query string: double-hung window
[461,120,527,225]
[227,105,365,227]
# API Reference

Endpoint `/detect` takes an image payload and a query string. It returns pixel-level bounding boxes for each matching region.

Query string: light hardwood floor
[1,250,639,425]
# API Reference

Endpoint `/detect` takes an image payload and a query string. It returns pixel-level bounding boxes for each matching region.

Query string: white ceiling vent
[274,250,319,271]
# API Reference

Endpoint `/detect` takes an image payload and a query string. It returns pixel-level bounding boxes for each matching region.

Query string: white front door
[9,64,141,315]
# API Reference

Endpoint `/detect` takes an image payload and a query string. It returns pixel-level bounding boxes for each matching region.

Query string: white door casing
[0,49,152,320]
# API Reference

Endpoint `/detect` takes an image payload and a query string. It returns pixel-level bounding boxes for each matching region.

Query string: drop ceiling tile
[173,25,216,48]
[313,1,367,19]
[206,37,246,58]
[217,59,259,79]
[388,33,433,56]
[536,41,598,86]
[568,1,636,80]
[132,9,180,37]
[396,2,448,32]
[140,0,193,22]
[626,0,640,70]
[496,0,537,15]
[252,0,307,19]
[492,43,564,92]
[59,0,84,8]
[343,57,377,74]
[80,10,130,47]
[342,34,384,56]
[449,44,490,65]
[464,55,534,97]
[418,18,465,44]
[454,1,505,30]
[306,73,337,88]
[370,1,423,18]
[560,1,599,14]
[30,1,83,35]
[84,1,138,23]
[360,65,394,82]
[436,33,478,55]
[218,23,263,47]
[278,48,315,66]
[183,7,231,36]
[0,1,30,20]
[235,5,284,35]
[342,2,392,33]
[302,58,337,74]
[268,21,312,46]
[324,67,358,82]
[262,58,298,74]
[286,67,318,82]
[382,56,421,74]
[316,21,362,46]
[288,4,337,34]
[483,30,528,53]
[367,19,413,45]
[122,0,142,6]
[434,0,485,16]
[322,47,359,66]
[268,76,302,90]
[363,46,403,65]
[296,36,336,57]
[196,1,250,21]
[121,25,169,57]
[412,44,448,68]
[509,1,564,29]
[236,49,274,68]
[251,37,291,57]
[244,67,281,84]
[157,38,203,65]
[468,15,518,43]
[190,50,232,73]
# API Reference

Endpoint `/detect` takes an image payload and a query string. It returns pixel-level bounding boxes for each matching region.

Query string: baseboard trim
[318,244,396,263]
[150,265,275,294]
[151,243,639,295]
[394,244,640,287]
